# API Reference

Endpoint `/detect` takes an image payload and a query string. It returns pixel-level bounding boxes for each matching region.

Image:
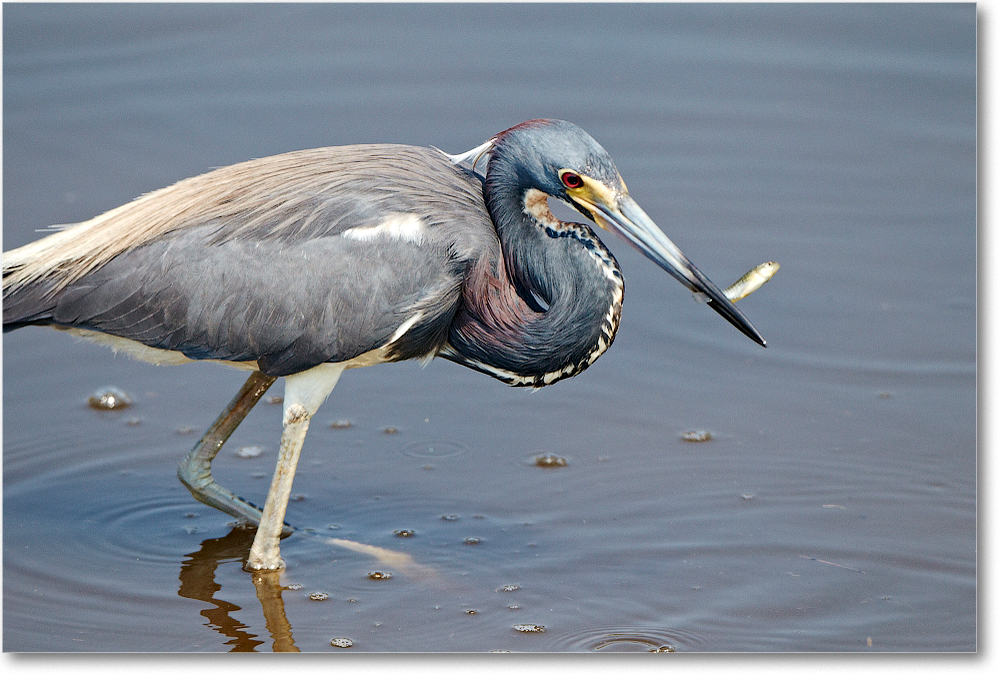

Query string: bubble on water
[533,454,567,468]
[330,637,354,648]
[330,419,352,429]
[88,387,133,410]
[394,529,415,538]
[463,537,482,545]
[309,592,330,601]
[234,445,265,459]
[513,624,545,633]
[497,584,519,593]
[367,571,392,580]
[680,430,712,442]
[441,514,460,522]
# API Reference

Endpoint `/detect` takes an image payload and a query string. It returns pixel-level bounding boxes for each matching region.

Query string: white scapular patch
[341,214,426,244]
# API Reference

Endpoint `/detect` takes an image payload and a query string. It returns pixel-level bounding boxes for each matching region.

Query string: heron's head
[489,119,766,347]
[490,119,626,206]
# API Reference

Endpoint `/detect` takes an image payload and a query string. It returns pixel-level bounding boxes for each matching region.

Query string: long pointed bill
[586,194,766,347]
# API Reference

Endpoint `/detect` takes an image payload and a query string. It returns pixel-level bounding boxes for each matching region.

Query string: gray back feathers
[3,144,492,297]
[4,122,631,384]
[3,144,500,376]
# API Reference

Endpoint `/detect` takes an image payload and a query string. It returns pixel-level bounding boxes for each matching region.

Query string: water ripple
[547,624,706,652]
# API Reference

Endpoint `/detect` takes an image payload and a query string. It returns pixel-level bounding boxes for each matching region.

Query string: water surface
[2,3,976,652]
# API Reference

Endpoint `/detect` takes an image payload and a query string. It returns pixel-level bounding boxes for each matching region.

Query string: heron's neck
[443,171,624,387]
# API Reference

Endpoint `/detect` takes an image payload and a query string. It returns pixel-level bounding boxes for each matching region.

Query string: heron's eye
[560,172,583,189]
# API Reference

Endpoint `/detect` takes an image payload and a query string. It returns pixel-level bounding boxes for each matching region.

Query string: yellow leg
[246,404,311,570]
[244,363,346,571]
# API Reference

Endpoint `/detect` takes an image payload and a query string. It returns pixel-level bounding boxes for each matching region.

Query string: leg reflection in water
[178,528,295,652]
[178,526,440,651]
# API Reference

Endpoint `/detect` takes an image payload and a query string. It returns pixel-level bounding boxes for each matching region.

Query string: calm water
[2,3,976,652]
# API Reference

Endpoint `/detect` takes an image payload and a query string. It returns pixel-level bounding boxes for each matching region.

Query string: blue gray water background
[2,3,975,651]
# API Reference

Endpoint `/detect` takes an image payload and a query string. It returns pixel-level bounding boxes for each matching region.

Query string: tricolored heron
[3,119,767,571]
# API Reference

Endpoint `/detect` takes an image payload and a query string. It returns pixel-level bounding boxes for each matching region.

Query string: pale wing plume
[2,144,447,295]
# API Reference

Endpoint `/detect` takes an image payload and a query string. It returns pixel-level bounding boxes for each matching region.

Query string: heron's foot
[244,551,286,572]
[243,524,291,572]
[246,523,289,570]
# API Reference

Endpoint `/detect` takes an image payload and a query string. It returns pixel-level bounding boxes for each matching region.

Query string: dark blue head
[488,119,626,203]
[484,119,766,347]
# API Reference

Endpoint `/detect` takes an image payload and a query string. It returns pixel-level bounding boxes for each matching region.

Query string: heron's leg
[246,405,311,570]
[246,363,345,571]
[177,371,280,529]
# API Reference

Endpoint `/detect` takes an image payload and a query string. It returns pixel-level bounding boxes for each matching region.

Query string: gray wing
[5,145,499,377]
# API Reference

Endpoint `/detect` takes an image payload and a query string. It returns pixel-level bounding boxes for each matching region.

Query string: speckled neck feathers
[441,128,625,387]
